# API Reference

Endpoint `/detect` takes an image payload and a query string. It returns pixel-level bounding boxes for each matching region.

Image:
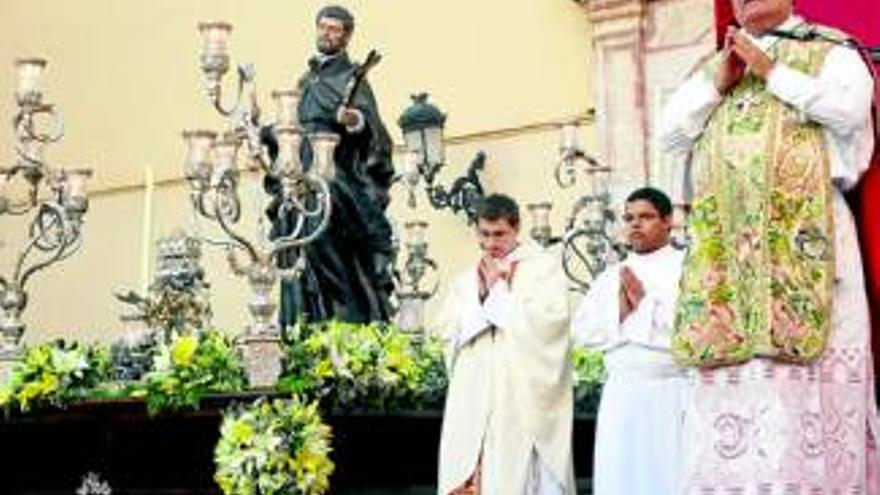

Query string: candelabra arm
[212,192,260,265]
[12,144,43,170]
[51,231,84,265]
[14,203,71,291]
[225,244,253,278]
[13,104,65,144]
[245,146,271,174]
[560,230,594,292]
[268,175,332,257]
[194,232,245,252]
[418,257,441,298]
[554,150,601,189]
[209,63,254,117]
[194,191,216,219]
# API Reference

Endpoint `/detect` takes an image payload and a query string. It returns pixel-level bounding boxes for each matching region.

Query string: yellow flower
[228,419,254,445]
[385,345,414,373]
[40,372,60,395]
[171,335,199,366]
[18,381,43,410]
[315,358,334,379]
[0,385,11,407]
[293,447,330,486]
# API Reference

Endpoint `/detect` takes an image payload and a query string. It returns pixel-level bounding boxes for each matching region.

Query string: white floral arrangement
[215,396,334,495]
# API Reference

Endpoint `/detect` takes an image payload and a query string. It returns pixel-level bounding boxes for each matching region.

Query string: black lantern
[397,93,486,223]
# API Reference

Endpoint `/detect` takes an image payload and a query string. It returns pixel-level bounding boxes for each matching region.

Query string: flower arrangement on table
[215,396,333,495]
[0,340,111,413]
[131,329,248,415]
[278,321,447,412]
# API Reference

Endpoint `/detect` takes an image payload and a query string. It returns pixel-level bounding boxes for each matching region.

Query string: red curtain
[714,0,736,49]
[714,0,880,51]
[797,0,880,49]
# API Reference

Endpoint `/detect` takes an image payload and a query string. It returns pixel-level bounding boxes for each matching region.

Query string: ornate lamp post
[397,93,487,223]
[0,58,93,371]
[394,93,486,329]
[527,122,622,291]
[185,22,334,386]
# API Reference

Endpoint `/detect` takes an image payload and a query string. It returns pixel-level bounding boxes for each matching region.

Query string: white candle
[198,21,232,58]
[309,132,339,179]
[14,58,47,105]
[140,166,155,294]
[0,173,9,215]
[272,89,300,127]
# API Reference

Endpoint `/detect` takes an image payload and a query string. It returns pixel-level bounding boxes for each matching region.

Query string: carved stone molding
[573,0,714,202]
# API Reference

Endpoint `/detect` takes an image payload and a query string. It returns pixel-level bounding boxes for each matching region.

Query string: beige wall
[0,0,598,342]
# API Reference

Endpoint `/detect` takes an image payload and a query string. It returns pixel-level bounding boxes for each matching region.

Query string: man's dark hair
[626,187,673,217]
[474,193,520,227]
[316,5,355,34]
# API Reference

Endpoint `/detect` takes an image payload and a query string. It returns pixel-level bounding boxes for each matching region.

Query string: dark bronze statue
[263,5,395,326]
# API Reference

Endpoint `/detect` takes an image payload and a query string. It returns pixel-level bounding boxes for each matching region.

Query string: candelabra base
[0,346,23,384]
[396,295,426,333]
[237,332,282,389]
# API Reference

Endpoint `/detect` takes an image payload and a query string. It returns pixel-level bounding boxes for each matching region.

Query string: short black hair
[474,193,520,228]
[316,5,355,34]
[626,187,673,217]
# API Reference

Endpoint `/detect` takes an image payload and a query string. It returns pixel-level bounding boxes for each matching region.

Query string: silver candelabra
[394,220,439,332]
[528,122,622,291]
[184,21,334,386]
[0,58,92,364]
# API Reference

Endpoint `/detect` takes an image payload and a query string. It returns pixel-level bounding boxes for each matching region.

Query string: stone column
[584,0,650,202]
[577,0,715,205]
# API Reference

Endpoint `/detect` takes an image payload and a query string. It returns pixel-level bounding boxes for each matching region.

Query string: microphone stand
[767,25,880,62]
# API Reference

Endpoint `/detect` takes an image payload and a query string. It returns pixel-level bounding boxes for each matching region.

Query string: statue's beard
[317,41,341,56]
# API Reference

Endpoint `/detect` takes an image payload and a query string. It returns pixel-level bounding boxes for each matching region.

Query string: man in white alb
[571,187,687,495]
[430,193,575,495]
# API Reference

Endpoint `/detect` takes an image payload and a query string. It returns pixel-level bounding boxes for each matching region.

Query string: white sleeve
[456,298,492,348]
[482,281,515,332]
[766,45,874,188]
[766,45,873,139]
[659,72,724,154]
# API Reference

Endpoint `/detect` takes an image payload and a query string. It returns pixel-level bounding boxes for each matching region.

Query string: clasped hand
[619,266,645,323]
[715,27,775,94]
[480,256,515,290]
